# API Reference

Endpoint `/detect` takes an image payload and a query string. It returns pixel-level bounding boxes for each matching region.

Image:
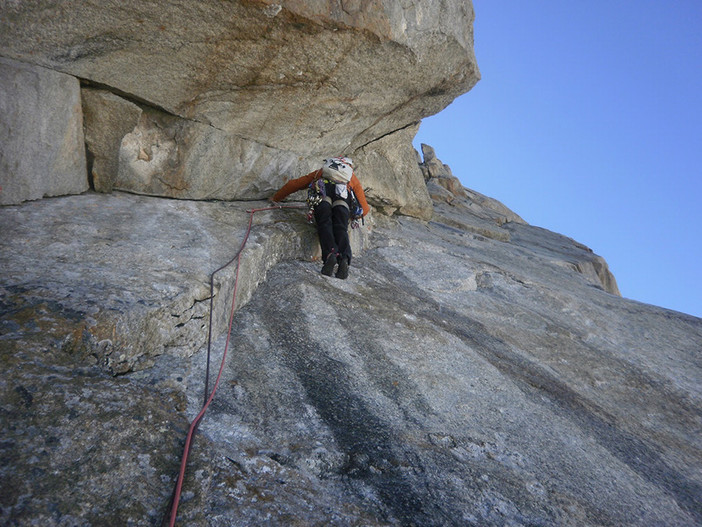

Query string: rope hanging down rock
[163,203,306,527]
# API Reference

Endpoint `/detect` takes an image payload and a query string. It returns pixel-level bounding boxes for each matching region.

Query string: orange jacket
[272,168,370,217]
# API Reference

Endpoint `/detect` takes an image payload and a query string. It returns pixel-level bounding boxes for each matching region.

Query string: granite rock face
[355,124,433,219]
[0,0,480,212]
[114,101,315,201]
[1,163,699,525]
[0,56,87,205]
[0,193,370,375]
[81,88,143,192]
[0,1,478,153]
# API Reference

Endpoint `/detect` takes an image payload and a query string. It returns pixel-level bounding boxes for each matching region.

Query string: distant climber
[271,157,370,279]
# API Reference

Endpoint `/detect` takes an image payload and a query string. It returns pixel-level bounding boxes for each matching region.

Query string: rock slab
[0,56,87,205]
[1,178,699,525]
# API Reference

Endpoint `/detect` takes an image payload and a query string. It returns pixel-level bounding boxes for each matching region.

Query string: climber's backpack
[322,157,354,184]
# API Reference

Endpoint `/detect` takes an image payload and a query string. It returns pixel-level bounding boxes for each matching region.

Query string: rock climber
[271,157,370,279]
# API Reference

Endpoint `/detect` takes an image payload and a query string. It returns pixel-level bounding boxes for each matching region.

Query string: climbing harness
[163,203,305,527]
[306,177,364,228]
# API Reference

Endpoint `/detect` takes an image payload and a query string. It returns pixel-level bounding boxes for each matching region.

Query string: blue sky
[414,2,702,319]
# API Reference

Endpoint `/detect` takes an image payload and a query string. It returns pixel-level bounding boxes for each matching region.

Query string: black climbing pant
[314,200,351,264]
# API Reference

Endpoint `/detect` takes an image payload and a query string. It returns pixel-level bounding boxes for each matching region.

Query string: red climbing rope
[164,203,306,527]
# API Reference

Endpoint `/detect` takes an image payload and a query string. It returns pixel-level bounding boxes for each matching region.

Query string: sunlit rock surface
[1,171,699,525]
[0,0,479,214]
